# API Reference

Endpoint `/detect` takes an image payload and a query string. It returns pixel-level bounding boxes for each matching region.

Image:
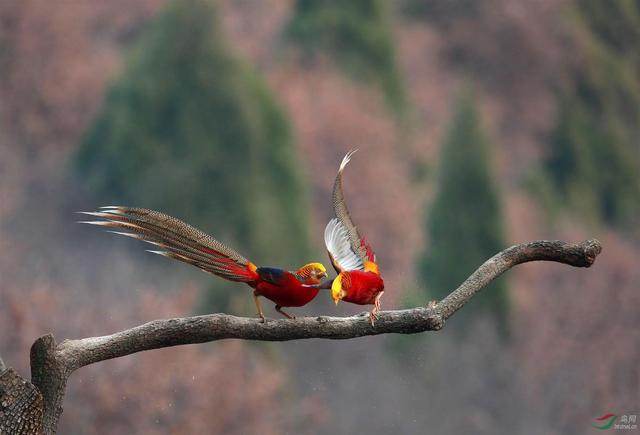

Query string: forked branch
[2,239,603,434]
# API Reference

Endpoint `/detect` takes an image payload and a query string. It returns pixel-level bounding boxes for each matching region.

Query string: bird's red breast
[254,272,321,307]
[339,270,384,305]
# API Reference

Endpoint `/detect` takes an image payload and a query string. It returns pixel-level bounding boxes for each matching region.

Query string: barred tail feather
[79,207,258,283]
[332,151,363,253]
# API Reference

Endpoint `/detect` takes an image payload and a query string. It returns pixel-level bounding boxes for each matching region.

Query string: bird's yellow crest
[303,262,326,273]
[331,273,343,305]
[331,271,351,304]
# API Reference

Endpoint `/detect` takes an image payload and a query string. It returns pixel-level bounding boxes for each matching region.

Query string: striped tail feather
[79,206,258,282]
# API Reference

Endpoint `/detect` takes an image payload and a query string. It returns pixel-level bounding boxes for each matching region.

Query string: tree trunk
[0,368,43,434]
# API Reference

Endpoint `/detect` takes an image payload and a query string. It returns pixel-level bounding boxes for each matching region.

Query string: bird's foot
[427,300,438,309]
[275,305,296,320]
[368,310,378,327]
[369,291,383,326]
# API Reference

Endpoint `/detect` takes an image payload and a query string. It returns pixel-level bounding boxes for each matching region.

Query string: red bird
[323,151,385,325]
[80,207,327,321]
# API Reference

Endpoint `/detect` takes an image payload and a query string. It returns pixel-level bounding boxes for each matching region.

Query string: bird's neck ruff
[295,262,326,284]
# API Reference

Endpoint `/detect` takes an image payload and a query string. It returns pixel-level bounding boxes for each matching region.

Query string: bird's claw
[426,300,438,309]
[275,305,295,319]
[369,311,378,327]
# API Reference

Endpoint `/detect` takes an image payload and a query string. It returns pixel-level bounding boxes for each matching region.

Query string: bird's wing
[255,267,290,286]
[323,150,376,273]
[79,206,259,282]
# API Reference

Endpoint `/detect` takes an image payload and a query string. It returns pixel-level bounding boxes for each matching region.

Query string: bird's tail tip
[75,207,127,225]
[76,220,111,226]
[339,149,358,172]
[76,206,126,218]
[76,211,112,218]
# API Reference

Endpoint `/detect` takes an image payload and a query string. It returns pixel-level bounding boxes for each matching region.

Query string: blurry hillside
[285,0,406,115]
[1,0,638,434]
[419,88,509,331]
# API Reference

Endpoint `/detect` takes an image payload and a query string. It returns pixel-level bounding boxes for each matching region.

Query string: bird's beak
[319,271,328,279]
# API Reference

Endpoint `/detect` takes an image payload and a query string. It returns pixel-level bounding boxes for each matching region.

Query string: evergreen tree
[420,88,508,329]
[545,0,640,228]
[75,0,311,310]
[286,0,406,115]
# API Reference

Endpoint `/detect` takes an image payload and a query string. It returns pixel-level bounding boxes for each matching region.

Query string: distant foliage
[286,0,406,115]
[74,0,311,309]
[401,0,480,26]
[420,89,508,330]
[545,0,640,228]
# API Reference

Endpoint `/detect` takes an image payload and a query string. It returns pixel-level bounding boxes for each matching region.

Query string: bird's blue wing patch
[256,267,288,285]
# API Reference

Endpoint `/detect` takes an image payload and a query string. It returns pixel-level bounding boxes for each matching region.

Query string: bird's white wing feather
[324,218,364,272]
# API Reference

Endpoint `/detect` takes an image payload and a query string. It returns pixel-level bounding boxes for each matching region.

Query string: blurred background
[1,0,639,433]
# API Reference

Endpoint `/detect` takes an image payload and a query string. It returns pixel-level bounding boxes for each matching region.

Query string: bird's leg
[375,291,383,313]
[369,291,384,326]
[275,305,296,320]
[253,292,266,323]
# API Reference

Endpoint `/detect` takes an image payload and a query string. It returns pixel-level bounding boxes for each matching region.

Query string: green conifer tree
[74,0,311,310]
[286,0,406,115]
[545,0,640,228]
[420,88,508,329]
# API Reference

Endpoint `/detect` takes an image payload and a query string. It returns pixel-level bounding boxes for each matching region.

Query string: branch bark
[3,238,602,434]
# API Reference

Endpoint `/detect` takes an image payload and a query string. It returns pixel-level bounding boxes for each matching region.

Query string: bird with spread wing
[79,207,327,321]
[323,150,385,325]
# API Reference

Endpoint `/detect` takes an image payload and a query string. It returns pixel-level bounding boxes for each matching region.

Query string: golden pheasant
[323,150,385,325]
[80,207,327,321]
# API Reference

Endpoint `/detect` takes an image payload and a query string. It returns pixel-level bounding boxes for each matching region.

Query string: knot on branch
[580,239,602,267]
[428,314,445,331]
[31,334,69,434]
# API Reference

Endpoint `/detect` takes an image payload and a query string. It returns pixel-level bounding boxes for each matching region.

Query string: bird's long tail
[79,206,258,282]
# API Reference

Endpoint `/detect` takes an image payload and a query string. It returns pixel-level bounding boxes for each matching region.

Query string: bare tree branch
[14,238,600,434]
[436,238,602,319]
